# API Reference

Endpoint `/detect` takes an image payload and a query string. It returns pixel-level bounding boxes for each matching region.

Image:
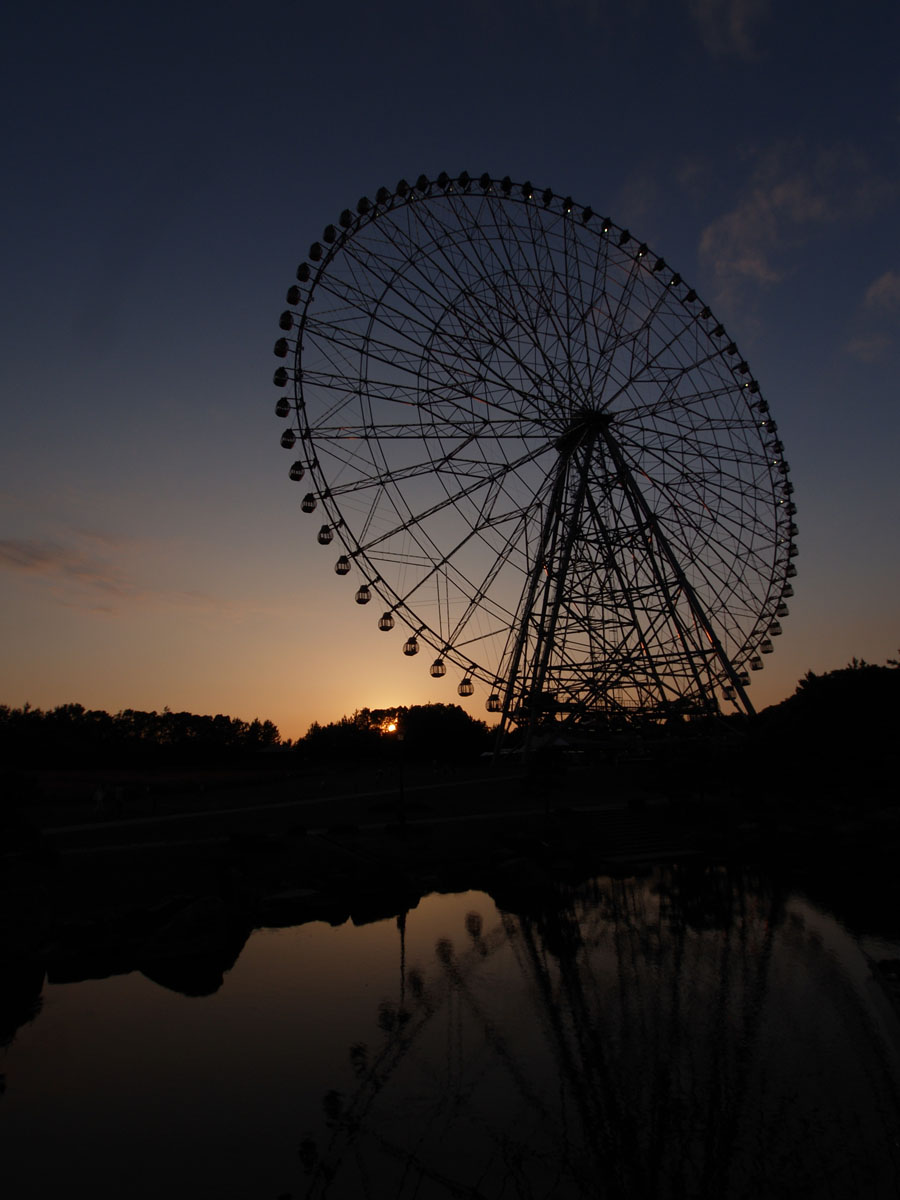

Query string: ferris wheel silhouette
[273,173,796,736]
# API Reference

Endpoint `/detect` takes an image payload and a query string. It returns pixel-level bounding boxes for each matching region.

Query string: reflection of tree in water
[299,866,900,1199]
[0,959,44,1053]
[0,958,45,1098]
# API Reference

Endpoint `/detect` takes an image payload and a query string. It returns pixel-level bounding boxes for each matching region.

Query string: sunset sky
[2,0,898,741]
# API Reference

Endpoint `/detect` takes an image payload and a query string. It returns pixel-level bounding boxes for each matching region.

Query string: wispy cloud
[688,0,770,59]
[844,334,893,365]
[698,143,899,309]
[843,270,900,362]
[864,269,900,311]
[0,532,230,617]
[0,538,135,599]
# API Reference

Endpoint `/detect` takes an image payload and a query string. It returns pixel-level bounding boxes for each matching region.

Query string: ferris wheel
[272,172,797,732]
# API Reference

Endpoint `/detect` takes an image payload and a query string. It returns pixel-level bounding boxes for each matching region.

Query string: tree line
[0,703,281,768]
[0,700,491,769]
[2,656,896,773]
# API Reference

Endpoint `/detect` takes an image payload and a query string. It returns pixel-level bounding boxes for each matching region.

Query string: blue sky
[1,0,898,739]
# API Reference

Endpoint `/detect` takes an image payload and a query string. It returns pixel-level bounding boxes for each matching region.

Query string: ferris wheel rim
[273,174,797,720]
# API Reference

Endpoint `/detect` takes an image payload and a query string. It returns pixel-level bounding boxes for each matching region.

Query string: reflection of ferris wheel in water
[272,172,797,731]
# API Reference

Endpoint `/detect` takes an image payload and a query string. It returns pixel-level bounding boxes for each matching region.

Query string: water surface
[3,865,900,1198]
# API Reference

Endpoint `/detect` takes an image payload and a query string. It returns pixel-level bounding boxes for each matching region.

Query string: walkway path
[38,769,689,865]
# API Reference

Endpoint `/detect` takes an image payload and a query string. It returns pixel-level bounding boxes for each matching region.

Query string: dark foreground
[3,754,899,1005]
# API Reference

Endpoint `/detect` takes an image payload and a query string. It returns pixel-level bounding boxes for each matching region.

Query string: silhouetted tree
[0,703,281,769]
[749,656,900,807]
[303,711,382,762]
[302,702,490,765]
[397,703,491,763]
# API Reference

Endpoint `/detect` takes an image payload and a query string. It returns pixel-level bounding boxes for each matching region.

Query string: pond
[3,863,900,1199]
